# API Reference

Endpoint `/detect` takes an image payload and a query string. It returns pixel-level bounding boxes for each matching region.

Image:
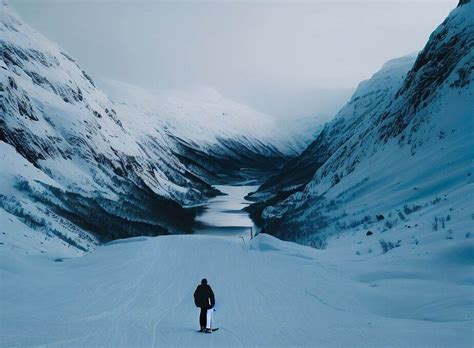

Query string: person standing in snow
[193,278,215,333]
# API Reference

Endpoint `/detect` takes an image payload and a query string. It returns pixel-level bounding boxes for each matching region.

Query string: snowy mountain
[1,0,329,254]
[0,1,306,254]
[247,1,474,248]
[102,81,305,183]
[1,2,473,346]
[277,114,330,152]
[0,2,227,253]
[248,54,417,203]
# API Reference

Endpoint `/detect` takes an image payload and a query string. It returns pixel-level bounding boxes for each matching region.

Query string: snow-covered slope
[1,233,472,347]
[0,142,97,256]
[248,2,474,248]
[248,54,417,203]
[104,82,298,155]
[277,114,330,152]
[103,81,306,183]
[0,2,223,252]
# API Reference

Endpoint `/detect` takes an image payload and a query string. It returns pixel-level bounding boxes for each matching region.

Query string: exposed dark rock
[82,70,96,87]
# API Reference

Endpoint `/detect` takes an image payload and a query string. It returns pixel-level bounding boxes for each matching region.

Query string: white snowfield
[1,233,472,347]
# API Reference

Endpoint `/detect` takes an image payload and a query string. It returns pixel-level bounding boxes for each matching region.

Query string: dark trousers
[199,307,207,328]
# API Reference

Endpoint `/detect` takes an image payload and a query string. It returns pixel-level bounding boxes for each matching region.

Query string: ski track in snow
[1,234,472,347]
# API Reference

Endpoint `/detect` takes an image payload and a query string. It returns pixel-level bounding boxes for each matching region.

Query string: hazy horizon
[11,0,456,119]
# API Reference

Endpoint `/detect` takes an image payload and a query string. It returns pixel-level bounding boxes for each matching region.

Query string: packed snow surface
[1,233,472,347]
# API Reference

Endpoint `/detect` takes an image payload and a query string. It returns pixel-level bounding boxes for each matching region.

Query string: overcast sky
[11,0,456,119]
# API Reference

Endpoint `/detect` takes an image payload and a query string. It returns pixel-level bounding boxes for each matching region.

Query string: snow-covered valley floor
[1,232,472,347]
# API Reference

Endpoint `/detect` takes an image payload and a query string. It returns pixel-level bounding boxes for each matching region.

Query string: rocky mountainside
[247,1,474,247]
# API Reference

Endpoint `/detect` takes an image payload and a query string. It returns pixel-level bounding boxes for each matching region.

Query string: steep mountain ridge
[248,2,474,247]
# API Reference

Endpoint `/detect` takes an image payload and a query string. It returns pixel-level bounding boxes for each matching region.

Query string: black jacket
[194,284,215,309]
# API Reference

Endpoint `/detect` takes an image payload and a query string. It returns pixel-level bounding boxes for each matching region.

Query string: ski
[199,328,219,333]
